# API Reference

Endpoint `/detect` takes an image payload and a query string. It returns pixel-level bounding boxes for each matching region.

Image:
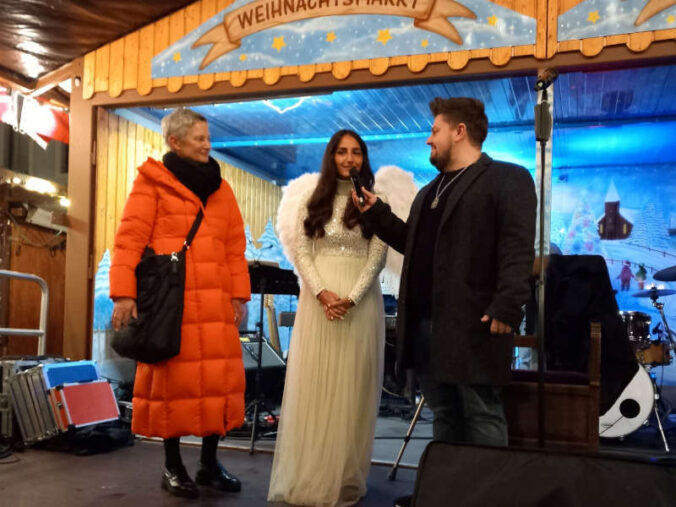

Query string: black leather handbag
[112,210,203,363]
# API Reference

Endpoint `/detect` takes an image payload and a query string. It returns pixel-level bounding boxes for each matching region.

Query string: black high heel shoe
[161,466,199,498]
[195,461,242,492]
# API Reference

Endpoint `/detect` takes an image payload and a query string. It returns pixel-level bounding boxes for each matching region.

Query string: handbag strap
[182,209,204,251]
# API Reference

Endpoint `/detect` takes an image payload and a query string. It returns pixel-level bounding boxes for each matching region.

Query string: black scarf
[163,152,222,205]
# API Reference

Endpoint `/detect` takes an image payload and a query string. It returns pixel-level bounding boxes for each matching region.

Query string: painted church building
[597,181,633,240]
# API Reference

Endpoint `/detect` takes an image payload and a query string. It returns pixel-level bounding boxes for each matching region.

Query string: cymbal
[654,266,676,282]
[632,289,676,298]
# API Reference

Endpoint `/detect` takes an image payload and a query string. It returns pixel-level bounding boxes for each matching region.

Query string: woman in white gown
[268,130,387,506]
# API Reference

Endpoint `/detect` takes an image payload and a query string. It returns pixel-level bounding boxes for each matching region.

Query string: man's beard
[430,149,450,173]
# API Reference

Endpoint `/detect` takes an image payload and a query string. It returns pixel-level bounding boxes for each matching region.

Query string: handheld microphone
[349,167,365,206]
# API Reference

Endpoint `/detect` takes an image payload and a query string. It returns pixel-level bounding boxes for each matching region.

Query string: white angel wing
[275,172,319,272]
[373,165,418,296]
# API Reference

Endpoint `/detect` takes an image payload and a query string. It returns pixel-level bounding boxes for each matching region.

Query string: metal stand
[644,364,671,453]
[388,395,425,480]
[651,291,675,351]
[534,72,556,448]
[648,290,674,453]
[246,268,275,454]
[245,261,299,454]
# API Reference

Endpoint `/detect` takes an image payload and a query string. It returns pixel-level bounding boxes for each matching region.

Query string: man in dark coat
[353,97,537,446]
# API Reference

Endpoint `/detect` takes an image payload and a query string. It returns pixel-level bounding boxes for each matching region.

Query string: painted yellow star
[240,54,247,61]
[421,39,429,48]
[172,52,182,63]
[488,15,498,26]
[587,10,600,24]
[327,32,336,43]
[272,36,286,52]
[376,29,392,46]
[668,14,675,24]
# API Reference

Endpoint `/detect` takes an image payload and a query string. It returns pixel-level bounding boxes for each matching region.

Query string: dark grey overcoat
[363,153,537,386]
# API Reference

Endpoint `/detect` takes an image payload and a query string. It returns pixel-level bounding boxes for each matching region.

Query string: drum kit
[622,265,676,368]
[610,265,676,450]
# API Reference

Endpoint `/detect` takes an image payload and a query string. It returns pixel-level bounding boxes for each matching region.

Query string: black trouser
[414,319,508,446]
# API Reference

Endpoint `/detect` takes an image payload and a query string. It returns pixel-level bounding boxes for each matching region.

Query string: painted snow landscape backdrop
[551,163,676,382]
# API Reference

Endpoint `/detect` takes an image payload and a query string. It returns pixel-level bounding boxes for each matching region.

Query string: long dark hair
[303,130,375,239]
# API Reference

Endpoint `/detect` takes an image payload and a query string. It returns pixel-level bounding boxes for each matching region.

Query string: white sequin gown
[268,179,387,506]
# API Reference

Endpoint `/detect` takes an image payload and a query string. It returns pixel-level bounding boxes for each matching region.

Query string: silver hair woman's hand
[232,299,246,328]
[112,298,137,331]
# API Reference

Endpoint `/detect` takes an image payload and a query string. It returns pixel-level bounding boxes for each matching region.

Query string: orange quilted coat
[109,157,250,438]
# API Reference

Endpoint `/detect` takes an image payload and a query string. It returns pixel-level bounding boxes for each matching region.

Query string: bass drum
[599,365,654,438]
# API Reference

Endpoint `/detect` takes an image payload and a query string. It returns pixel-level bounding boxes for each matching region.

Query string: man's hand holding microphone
[349,167,377,212]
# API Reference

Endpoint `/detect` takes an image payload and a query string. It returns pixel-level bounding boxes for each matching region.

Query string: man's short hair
[429,97,488,147]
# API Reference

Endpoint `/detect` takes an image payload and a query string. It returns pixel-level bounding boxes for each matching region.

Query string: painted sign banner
[559,0,676,41]
[152,0,536,77]
[196,0,475,69]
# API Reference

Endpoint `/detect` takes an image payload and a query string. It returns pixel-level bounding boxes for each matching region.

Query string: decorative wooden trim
[109,39,125,98]
[546,0,558,59]
[94,45,110,94]
[151,18,169,90]
[555,28,676,57]
[489,47,512,67]
[448,51,471,70]
[167,10,186,93]
[197,0,218,91]
[535,0,549,59]
[123,32,140,92]
[138,25,155,97]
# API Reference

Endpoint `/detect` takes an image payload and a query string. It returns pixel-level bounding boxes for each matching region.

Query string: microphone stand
[534,71,555,448]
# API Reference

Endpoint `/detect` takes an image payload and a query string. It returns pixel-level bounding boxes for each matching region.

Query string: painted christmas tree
[550,212,568,252]
[92,250,113,331]
[628,201,671,250]
[562,200,604,255]
[244,219,297,353]
[244,224,260,260]
[256,219,293,269]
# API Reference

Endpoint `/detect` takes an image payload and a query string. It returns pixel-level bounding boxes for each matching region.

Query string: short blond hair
[161,107,207,146]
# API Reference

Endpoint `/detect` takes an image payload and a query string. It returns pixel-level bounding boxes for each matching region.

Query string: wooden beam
[0,67,34,94]
[63,58,95,360]
[41,88,70,109]
[29,62,75,98]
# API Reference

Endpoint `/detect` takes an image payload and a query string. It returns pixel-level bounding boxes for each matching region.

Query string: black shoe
[394,494,412,507]
[161,466,199,498]
[195,461,242,492]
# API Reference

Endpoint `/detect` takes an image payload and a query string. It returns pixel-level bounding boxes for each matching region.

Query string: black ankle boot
[195,461,241,492]
[161,465,199,498]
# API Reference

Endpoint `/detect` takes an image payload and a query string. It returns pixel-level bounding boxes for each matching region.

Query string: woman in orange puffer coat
[110,108,250,499]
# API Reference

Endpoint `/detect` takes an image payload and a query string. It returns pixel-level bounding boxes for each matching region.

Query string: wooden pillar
[63,60,96,360]
[0,195,10,356]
